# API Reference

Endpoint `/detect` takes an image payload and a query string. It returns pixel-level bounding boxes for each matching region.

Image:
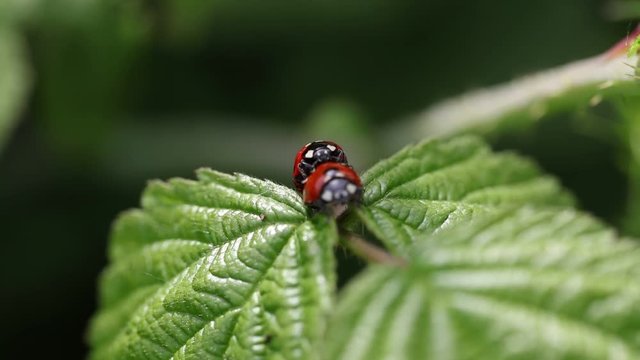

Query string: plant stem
[342,232,407,267]
[390,29,640,145]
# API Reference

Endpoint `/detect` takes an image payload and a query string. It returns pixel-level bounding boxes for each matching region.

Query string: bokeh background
[0,0,637,357]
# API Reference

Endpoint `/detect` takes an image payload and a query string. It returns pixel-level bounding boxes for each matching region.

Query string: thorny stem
[341,232,407,267]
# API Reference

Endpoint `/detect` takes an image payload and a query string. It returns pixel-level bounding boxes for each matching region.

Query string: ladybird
[293,140,348,193]
[303,162,362,217]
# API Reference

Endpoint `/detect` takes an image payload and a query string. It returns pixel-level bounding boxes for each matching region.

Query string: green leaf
[0,26,30,152]
[326,207,640,359]
[89,169,337,360]
[357,136,573,255]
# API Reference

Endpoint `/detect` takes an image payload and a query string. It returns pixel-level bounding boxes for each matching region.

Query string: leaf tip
[195,167,227,181]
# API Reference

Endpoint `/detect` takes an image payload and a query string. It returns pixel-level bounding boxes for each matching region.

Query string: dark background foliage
[0,0,634,357]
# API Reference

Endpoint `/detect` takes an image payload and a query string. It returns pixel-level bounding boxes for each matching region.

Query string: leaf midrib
[449,291,640,357]
[105,221,302,310]
[412,266,640,350]
[99,223,301,358]
[368,167,544,208]
[169,220,312,359]
[364,150,487,205]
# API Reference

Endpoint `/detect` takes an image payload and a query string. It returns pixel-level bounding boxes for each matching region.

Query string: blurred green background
[0,0,636,357]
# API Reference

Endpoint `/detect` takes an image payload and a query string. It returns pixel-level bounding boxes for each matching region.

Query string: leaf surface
[326,208,640,360]
[89,169,336,360]
[357,136,573,255]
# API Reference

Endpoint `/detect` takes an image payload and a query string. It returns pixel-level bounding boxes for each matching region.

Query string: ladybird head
[303,162,362,217]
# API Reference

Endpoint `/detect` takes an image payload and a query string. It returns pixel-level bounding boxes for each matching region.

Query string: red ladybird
[303,162,362,217]
[293,140,348,193]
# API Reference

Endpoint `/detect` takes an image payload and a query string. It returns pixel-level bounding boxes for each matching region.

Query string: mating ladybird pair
[293,140,362,216]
